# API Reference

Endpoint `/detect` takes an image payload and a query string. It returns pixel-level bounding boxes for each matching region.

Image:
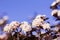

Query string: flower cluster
[1,14,59,40]
[0,0,60,40]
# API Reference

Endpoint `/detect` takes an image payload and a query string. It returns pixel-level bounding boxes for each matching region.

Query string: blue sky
[0,0,55,25]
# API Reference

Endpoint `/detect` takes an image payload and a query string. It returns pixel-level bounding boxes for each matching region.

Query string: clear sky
[0,0,55,25]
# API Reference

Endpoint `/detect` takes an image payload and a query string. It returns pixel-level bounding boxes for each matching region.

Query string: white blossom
[32,15,46,28]
[20,21,32,32]
[32,19,43,28]
[41,23,50,29]
[3,24,13,33]
[51,0,60,7]
[51,1,57,7]
[52,9,60,17]
[9,21,20,29]
[35,15,46,19]
[51,9,58,16]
